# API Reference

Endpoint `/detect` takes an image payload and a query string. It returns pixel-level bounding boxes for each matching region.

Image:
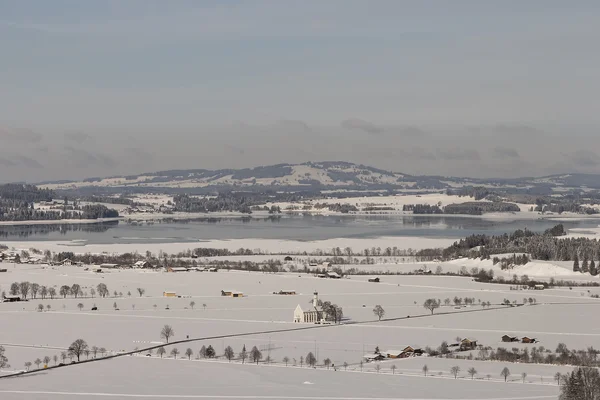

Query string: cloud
[0,127,43,142]
[491,147,521,159]
[393,126,428,137]
[13,155,43,169]
[0,157,17,167]
[397,147,436,160]
[565,150,599,167]
[437,148,481,161]
[341,118,383,134]
[275,120,311,132]
[64,146,118,168]
[64,131,93,144]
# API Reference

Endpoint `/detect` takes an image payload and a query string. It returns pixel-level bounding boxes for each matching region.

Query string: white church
[294,292,325,323]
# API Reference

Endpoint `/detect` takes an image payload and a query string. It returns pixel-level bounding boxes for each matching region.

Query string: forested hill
[37,161,600,195]
[420,224,600,276]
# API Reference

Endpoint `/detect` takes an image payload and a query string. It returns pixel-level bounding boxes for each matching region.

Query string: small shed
[368,277,380,283]
[133,261,152,269]
[327,271,342,279]
[522,336,537,344]
[163,291,177,297]
[501,335,520,343]
[534,284,545,290]
[100,263,119,269]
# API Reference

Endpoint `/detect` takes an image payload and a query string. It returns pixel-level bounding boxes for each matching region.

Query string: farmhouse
[133,261,152,269]
[459,338,478,351]
[293,292,324,323]
[363,353,386,362]
[2,294,22,302]
[221,290,243,298]
[501,335,520,343]
[60,259,73,266]
[384,346,422,358]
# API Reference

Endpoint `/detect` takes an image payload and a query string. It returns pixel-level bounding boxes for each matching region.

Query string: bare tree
[40,285,48,299]
[391,365,397,374]
[160,325,174,343]
[19,281,31,300]
[468,367,477,380]
[373,305,385,321]
[59,285,70,298]
[190,301,196,310]
[424,298,441,314]
[71,284,81,298]
[306,352,316,367]
[52,354,58,365]
[555,372,562,385]
[451,366,460,379]
[239,345,247,364]
[501,367,511,382]
[0,346,9,368]
[157,347,166,358]
[90,288,96,298]
[68,339,89,362]
[250,346,262,364]
[77,303,84,311]
[37,303,44,312]
[46,304,51,311]
[423,364,429,376]
[34,358,42,369]
[185,348,193,360]
[343,361,348,371]
[521,372,527,383]
[99,347,106,357]
[91,346,99,358]
[283,356,290,366]
[199,345,207,358]
[324,358,331,369]
[43,356,51,366]
[137,288,145,297]
[224,346,235,362]
[31,283,40,299]
[24,361,32,371]
[170,348,180,359]
[48,287,56,299]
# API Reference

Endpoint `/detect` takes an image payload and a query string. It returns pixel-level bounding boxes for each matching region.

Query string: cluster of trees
[22,339,109,372]
[447,186,491,200]
[313,203,358,214]
[172,193,254,214]
[4,281,111,300]
[0,345,8,368]
[560,367,600,400]
[492,254,531,270]
[453,343,600,370]
[403,204,443,214]
[444,201,520,215]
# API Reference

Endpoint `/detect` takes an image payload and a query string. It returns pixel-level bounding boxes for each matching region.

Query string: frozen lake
[1,215,599,244]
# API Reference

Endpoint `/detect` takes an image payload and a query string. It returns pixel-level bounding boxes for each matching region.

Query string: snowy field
[0,264,596,400]
[0,356,560,400]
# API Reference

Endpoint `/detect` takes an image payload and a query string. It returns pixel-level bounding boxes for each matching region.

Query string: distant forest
[0,184,119,221]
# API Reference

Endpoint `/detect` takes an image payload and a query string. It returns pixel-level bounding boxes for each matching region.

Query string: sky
[1,0,600,182]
